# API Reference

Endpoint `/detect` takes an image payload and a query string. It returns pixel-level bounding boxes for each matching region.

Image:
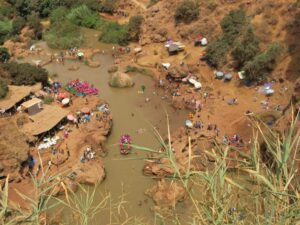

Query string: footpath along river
[22,38,190,223]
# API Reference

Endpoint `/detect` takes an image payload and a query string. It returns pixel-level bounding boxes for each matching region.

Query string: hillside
[127,0,299,82]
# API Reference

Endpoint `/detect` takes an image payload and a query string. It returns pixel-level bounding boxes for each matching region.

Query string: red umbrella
[58,92,68,99]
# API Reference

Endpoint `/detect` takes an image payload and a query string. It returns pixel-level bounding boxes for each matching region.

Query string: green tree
[232,27,260,69]
[44,20,83,49]
[50,6,68,24]
[7,0,38,17]
[204,9,250,68]
[0,5,15,19]
[0,79,8,99]
[99,22,130,45]
[27,12,43,39]
[0,48,10,63]
[99,0,117,14]
[205,38,230,68]
[67,5,100,29]
[175,0,199,24]
[0,62,49,86]
[221,9,248,44]
[11,17,26,35]
[0,19,12,44]
[128,15,144,41]
[243,43,282,82]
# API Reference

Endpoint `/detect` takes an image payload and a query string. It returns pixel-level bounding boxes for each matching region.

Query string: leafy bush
[243,43,282,82]
[7,0,100,18]
[0,5,14,19]
[67,5,101,29]
[0,62,49,86]
[0,19,12,44]
[11,17,26,35]
[0,47,10,63]
[221,9,248,43]
[99,0,117,14]
[128,15,144,41]
[44,20,83,49]
[204,9,250,68]
[0,79,8,99]
[50,7,68,24]
[231,27,260,69]
[27,12,43,39]
[204,38,230,68]
[6,0,30,17]
[43,96,54,104]
[99,22,130,45]
[175,0,199,24]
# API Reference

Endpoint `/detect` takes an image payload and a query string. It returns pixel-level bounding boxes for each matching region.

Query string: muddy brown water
[21,38,191,223]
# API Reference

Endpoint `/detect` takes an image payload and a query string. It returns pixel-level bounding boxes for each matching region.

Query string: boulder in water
[109,72,134,88]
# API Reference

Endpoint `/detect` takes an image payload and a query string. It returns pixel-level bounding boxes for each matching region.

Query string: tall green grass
[128,112,300,224]
[1,112,298,224]
[0,19,12,44]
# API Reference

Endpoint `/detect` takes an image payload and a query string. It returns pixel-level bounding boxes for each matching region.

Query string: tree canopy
[0,62,49,86]
[175,0,199,24]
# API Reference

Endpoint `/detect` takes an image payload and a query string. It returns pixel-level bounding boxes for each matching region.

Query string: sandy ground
[7,95,112,210]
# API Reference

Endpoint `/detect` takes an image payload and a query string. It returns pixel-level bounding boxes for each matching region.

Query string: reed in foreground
[130,113,300,225]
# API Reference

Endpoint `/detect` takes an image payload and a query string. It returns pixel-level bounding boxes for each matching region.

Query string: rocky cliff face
[0,118,30,182]
[136,0,300,81]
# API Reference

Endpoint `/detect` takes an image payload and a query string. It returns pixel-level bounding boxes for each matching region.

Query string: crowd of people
[80,147,96,163]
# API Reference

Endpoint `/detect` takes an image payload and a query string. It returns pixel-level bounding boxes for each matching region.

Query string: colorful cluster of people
[80,147,96,163]
[120,134,132,155]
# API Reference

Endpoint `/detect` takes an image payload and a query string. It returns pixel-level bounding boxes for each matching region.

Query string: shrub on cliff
[0,19,12,44]
[175,0,199,24]
[44,20,83,49]
[0,47,10,63]
[204,9,250,68]
[27,12,43,39]
[232,27,260,69]
[0,62,48,86]
[99,22,130,45]
[243,43,282,82]
[128,15,144,41]
[99,0,117,14]
[11,17,26,35]
[221,9,248,43]
[0,79,8,99]
[204,38,230,68]
[67,5,101,29]
[50,7,68,24]
[0,5,14,19]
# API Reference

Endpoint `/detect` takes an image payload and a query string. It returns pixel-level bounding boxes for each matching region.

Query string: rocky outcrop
[143,127,215,177]
[0,118,30,182]
[109,72,134,88]
[146,179,187,210]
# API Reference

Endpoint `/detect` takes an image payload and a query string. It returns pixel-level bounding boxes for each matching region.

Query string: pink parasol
[67,114,75,121]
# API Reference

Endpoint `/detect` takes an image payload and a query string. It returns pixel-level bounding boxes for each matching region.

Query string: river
[22,29,190,224]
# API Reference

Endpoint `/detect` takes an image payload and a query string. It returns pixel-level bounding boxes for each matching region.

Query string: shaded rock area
[0,118,30,184]
[109,72,134,88]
